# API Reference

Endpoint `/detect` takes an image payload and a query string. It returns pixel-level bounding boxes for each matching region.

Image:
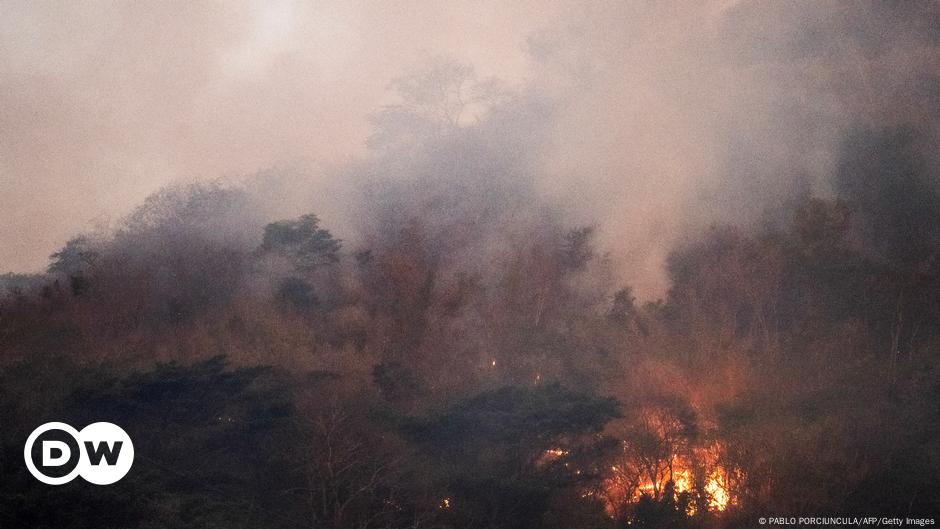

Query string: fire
[538,422,736,518]
[598,442,735,518]
[537,447,569,467]
[705,471,730,510]
[672,469,691,493]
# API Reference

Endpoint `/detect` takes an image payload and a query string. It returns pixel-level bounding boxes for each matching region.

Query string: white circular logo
[24,422,134,485]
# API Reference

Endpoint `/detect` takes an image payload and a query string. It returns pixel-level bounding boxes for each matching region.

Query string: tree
[403,384,620,529]
[559,227,595,272]
[0,357,306,529]
[258,214,342,270]
[48,236,99,276]
[368,56,508,147]
[48,236,99,296]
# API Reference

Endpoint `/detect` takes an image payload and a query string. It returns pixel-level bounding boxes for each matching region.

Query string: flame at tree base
[596,442,736,519]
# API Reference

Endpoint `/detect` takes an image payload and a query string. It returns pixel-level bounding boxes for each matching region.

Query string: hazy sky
[2,1,938,297]
[0,0,561,272]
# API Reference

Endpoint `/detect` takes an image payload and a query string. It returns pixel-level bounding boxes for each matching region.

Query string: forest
[1,88,939,528]
[2,3,940,526]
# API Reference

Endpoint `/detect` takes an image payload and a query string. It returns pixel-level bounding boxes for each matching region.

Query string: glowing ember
[537,447,570,467]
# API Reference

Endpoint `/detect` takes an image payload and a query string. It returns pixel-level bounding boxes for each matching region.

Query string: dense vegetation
[1,76,939,527]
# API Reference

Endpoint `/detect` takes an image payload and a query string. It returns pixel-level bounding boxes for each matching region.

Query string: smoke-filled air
[1,1,939,527]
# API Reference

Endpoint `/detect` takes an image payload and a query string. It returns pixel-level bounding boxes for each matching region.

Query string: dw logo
[24,422,134,485]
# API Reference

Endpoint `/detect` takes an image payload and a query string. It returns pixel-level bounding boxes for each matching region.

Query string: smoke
[2,1,939,298]
[521,2,940,296]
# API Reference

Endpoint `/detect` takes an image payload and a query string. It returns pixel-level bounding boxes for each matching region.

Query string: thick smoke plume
[4,1,939,298]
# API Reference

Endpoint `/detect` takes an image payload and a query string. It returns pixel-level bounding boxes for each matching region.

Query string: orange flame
[598,442,735,517]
